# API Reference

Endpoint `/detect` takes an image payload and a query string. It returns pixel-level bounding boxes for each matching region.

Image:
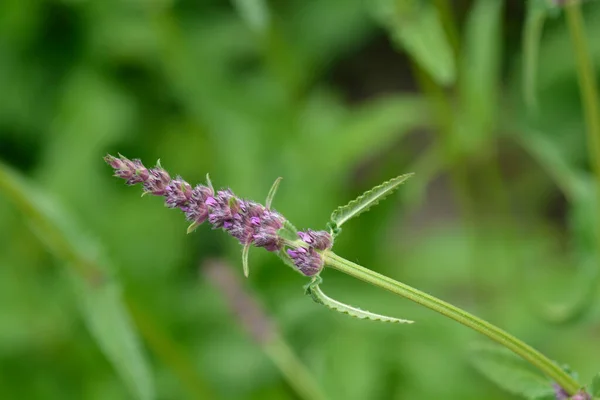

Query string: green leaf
[305,276,413,324]
[469,343,554,399]
[277,220,300,243]
[327,95,429,173]
[372,0,455,85]
[0,163,155,400]
[330,173,413,228]
[591,373,600,397]
[523,0,547,109]
[231,0,270,34]
[242,244,251,278]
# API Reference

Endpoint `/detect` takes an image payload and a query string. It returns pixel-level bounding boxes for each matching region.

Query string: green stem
[323,251,581,395]
[264,336,328,400]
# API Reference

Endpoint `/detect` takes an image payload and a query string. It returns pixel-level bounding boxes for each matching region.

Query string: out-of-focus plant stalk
[565,1,600,256]
[125,297,217,399]
[203,259,328,400]
[323,251,582,396]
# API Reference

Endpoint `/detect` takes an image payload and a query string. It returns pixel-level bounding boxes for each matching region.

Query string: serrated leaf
[372,0,455,85]
[469,343,554,399]
[591,373,600,396]
[330,173,413,228]
[0,163,155,400]
[305,277,413,324]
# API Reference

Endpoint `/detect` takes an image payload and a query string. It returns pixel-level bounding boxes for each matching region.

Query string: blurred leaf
[328,95,428,172]
[372,0,455,85]
[231,0,270,34]
[0,163,155,400]
[469,343,554,399]
[68,273,155,400]
[330,173,413,228]
[591,373,600,397]
[522,0,547,109]
[458,0,502,151]
[516,129,587,201]
[515,130,600,325]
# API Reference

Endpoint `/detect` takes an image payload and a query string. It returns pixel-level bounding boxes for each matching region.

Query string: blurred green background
[2,0,600,399]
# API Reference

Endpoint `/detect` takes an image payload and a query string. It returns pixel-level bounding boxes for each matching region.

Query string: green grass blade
[330,173,413,228]
[68,273,155,400]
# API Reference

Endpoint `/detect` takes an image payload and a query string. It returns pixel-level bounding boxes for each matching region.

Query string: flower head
[105,154,286,252]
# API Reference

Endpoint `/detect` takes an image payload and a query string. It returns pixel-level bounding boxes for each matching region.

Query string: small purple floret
[297,229,333,251]
[287,246,323,276]
[205,197,218,207]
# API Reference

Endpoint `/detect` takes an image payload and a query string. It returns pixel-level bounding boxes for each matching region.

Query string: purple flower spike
[287,247,324,276]
[105,154,288,254]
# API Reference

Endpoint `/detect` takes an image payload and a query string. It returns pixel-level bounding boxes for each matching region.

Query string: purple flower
[144,167,171,196]
[165,177,192,209]
[287,247,324,276]
[553,384,569,400]
[571,391,591,400]
[297,229,332,250]
[105,154,287,253]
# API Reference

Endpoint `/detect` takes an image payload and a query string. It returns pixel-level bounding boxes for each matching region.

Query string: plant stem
[323,251,581,395]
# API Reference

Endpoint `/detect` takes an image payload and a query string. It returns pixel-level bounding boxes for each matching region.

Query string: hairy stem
[323,252,581,395]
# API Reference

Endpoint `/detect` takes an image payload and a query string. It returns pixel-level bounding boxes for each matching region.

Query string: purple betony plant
[105,154,599,399]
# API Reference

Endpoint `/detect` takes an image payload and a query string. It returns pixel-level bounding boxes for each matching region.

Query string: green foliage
[371,0,455,85]
[330,173,413,229]
[0,164,154,400]
[231,0,271,34]
[469,343,554,399]
[3,0,600,398]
